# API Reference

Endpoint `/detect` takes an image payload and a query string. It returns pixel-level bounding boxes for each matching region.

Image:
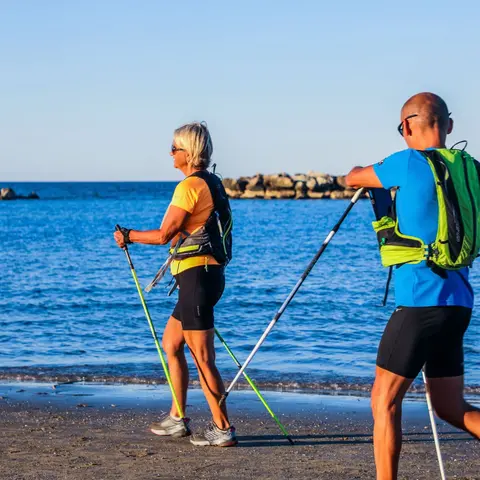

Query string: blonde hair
[173,122,213,169]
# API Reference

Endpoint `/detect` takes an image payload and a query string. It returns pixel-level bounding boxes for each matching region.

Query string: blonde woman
[114,122,236,447]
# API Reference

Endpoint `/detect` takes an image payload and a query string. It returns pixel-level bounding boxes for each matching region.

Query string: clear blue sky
[1,1,479,181]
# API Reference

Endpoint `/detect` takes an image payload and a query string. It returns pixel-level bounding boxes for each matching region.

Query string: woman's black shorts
[172,265,225,331]
[377,306,471,379]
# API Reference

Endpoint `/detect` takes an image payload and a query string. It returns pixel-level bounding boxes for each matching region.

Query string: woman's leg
[184,329,230,429]
[162,316,188,417]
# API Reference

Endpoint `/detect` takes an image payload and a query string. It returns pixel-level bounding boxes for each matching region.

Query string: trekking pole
[421,367,446,480]
[220,188,365,405]
[115,225,188,433]
[214,328,294,445]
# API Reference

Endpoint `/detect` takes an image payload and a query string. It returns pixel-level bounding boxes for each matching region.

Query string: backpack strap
[189,170,223,213]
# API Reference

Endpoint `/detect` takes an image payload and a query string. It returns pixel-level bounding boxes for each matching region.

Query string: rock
[292,174,308,182]
[222,177,249,193]
[241,189,265,199]
[264,189,296,199]
[222,171,365,200]
[264,174,294,189]
[306,176,335,193]
[315,174,334,186]
[245,175,264,192]
[307,191,326,199]
[223,178,240,191]
[335,175,348,189]
[295,190,307,199]
[330,190,358,199]
[225,189,243,199]
[294,181,307,192]
[1,188,17,200]
[306,178,317,190]
[330,190,345,199]
[27,192,40,200]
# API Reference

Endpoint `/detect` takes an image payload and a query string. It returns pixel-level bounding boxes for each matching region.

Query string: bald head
[401,92,450,132]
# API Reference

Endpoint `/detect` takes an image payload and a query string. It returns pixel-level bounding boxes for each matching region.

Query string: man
[345,92,480,480]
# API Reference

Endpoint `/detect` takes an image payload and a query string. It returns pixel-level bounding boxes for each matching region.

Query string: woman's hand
[113,226,132,248]
[114,231,125,248]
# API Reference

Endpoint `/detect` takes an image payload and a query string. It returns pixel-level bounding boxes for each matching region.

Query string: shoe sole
[151,428,191,438]
[190,439,238,447]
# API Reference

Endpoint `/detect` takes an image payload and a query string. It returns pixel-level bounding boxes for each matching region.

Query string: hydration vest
[372,149,480,270]
[170,170,233,265]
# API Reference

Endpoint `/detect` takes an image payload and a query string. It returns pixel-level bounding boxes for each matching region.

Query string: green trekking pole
[215,328,294,445]
[116,225,188,433]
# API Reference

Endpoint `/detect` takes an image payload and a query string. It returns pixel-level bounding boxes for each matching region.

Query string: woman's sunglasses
[171,145,185,153]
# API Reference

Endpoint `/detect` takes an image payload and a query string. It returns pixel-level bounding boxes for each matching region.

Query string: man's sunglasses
[397,112,451,137]
[397,114,418,137]
[171,145,185,153]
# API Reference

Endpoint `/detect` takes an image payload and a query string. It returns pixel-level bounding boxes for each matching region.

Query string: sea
[1,182,479,398]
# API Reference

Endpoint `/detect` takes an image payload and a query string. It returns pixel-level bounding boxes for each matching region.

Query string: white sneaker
[150,415,191,438]
[189,422,237,447]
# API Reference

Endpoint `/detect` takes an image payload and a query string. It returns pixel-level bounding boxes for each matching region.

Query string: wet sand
[0,383,479,479]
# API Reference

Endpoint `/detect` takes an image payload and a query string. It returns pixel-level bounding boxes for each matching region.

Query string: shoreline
[1,382,479,479]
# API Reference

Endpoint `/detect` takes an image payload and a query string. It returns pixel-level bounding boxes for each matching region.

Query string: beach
[2,184,479,478]
[1,383,479,480]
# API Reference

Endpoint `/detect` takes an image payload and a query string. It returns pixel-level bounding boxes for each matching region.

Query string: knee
[162,338,183,357]
[433,402,465,427]
[371,392,401,421]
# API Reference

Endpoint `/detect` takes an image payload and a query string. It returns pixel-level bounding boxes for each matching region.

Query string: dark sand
[0,383,478,480]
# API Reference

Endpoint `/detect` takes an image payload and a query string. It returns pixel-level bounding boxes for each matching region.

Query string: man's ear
[404,118,414,137]
[447,118,454,135]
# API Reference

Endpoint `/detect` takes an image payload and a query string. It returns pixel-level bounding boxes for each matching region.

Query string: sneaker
[189,422,237,447]
[150,414,191,438]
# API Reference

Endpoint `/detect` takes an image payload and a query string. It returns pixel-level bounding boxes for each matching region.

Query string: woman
[114,122,236,447]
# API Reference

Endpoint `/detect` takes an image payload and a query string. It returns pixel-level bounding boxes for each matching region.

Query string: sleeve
[170,178,200,213]
[373,149,412,190]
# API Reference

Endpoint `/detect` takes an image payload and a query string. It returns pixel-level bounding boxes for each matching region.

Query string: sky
[1,0,480,181]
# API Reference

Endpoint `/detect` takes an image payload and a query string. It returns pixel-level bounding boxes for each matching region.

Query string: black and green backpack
[373,149,480,270]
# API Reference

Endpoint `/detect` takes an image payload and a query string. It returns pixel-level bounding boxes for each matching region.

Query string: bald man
[346,93,480,480]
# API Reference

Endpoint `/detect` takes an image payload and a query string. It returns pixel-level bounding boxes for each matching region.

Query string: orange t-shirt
[169,176,219,275]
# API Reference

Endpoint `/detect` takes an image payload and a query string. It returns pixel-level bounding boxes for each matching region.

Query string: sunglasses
[397,112,452,137]
[397,114,418,137]
[171,145,185,154]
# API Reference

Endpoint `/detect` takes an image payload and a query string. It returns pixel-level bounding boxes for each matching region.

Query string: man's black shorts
[172,265,225,331]
[377,306,471,378]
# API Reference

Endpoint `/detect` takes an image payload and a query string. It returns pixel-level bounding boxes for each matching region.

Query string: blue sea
[1,182,479,397]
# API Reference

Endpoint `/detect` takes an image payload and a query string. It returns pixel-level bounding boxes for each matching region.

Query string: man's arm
[345,166,383,189]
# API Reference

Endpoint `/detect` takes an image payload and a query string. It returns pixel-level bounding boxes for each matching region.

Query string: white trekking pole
[220,188,365,405]
[422,367,447,480]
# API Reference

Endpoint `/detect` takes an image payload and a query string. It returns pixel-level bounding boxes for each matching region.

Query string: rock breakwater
[222,172,362,199]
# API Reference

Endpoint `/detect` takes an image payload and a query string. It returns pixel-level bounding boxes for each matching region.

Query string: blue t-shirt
[373,148,474,308]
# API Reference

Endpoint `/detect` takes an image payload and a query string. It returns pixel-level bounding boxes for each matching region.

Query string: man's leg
[162,316,188,417]
[428,375,480,439]
[371,366,414,480]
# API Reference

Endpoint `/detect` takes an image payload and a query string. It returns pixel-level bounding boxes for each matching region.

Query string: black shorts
[377,306,471,379]
[172,265,225,331]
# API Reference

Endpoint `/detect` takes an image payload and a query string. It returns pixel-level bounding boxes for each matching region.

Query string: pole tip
[287,436,295,445]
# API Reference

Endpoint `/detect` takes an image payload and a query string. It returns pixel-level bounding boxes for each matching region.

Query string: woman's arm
[114,205,189,248]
